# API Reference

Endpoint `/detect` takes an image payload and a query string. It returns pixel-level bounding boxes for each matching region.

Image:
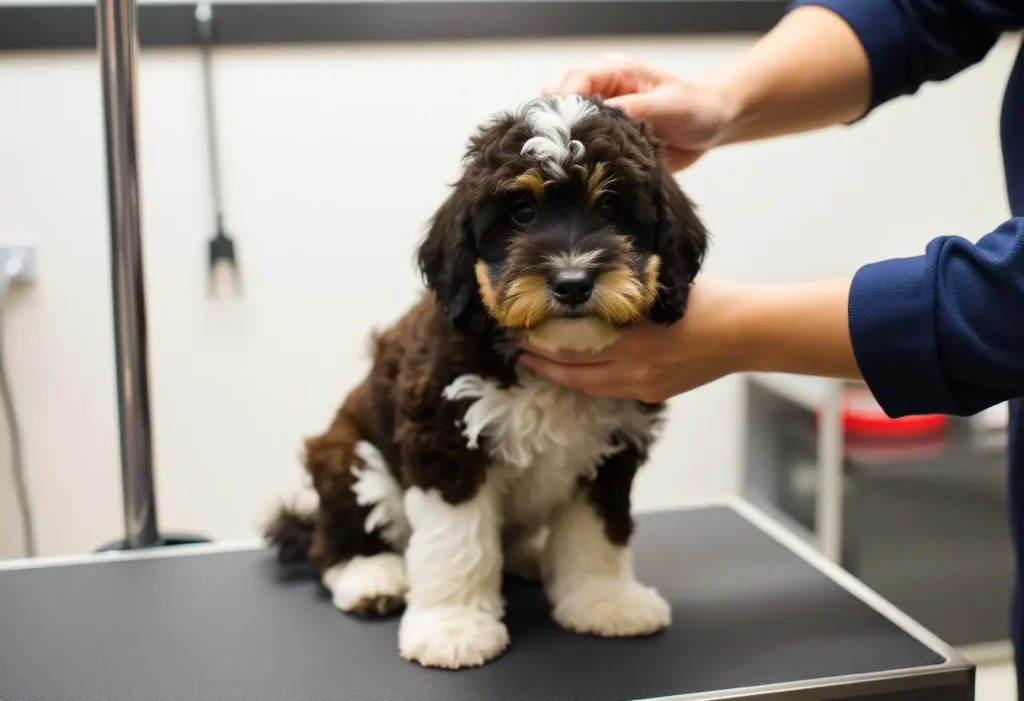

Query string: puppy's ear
[648,166,709,325]
[415,185,482,333]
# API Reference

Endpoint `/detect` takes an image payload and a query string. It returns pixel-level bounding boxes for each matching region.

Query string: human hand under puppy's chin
[517,277,748,404]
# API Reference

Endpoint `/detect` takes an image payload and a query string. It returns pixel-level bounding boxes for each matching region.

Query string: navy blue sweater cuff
[785,0,913,115]
[848,255,960,418]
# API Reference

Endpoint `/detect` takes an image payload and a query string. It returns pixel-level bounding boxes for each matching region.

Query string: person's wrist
[719,282,768,374]
[675,277,754,381]
[724,277,859,380]
[698,72,749,148]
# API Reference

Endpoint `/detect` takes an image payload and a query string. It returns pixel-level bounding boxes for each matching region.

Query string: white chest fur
[442,371,659,528]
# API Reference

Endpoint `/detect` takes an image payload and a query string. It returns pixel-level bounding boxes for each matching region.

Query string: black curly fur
[416,190,486,337]
[263,506,316,566]
[648,165,710,325]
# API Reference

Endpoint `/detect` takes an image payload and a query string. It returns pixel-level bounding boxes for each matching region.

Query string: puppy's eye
[598,202,618,220]
[512,203,537,226]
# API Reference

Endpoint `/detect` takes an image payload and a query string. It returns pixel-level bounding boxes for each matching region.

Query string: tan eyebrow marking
[506,168,552,200]
[574,162,616,204]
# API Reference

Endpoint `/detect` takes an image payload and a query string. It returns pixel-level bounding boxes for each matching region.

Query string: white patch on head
[442,370,659,527]
[519,95,599,179]
[544,495,671,637]
[350,441,411,550]
[526,317,620,352]
[322,552,408,614]
[399,482,507,668]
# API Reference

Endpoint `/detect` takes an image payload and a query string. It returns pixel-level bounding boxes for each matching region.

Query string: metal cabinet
[742,373,1013,659]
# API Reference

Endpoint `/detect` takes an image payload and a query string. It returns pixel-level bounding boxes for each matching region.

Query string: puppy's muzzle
[475,239,662,351]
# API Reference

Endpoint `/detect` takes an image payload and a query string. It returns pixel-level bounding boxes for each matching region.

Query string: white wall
[0,32,1018,558]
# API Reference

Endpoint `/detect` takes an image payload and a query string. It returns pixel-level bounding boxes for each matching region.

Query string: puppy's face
[418,95,708,352]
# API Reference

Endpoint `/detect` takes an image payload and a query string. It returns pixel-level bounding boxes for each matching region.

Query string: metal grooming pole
[94,0,210,553]
[96,0,159,549]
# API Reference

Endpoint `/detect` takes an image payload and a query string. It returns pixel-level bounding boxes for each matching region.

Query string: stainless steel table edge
[0,498,975,701]
[0,536,264,572]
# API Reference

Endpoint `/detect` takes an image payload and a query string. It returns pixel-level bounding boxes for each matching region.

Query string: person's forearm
[732,277,863,381]
[706,6,871,146]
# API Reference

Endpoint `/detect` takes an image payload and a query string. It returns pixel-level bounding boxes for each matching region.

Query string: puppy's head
[417,94,708,352]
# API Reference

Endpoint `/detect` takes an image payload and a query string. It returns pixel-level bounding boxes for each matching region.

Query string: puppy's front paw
[399,605,509,669]
[322,553,408,616]
[552,578,671,637]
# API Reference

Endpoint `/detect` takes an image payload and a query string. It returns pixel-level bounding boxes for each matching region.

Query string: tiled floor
[977,663,1016,700]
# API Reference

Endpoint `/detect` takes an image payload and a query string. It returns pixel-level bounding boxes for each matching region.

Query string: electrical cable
[196,1,242,295]
[196,1,223,225]
[0,296,35,557]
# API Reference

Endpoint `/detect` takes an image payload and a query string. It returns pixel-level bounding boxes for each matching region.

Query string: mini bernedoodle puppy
[265,93,709,670]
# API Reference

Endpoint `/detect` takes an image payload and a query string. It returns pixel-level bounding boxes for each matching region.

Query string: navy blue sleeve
[786,0,1024,112]
[849,217,1024,417]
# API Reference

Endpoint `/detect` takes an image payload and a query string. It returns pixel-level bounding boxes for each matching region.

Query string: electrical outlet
[0,245,37,284]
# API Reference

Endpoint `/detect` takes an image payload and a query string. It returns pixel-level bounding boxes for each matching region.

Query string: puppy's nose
[549,268,596,306]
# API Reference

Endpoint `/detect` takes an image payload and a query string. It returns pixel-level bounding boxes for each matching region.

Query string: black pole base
[94,533,212,553]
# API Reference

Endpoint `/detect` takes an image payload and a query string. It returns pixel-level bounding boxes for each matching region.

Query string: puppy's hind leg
[279,387,411,617]
[322,550,408,617]
[309,436,411,616]
[316,440,411,616]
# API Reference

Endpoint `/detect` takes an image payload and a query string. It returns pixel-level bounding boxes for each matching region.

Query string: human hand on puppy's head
[544,53,736,172]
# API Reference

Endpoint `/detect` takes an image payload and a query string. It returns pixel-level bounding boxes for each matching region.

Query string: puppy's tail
[263,502,316,566]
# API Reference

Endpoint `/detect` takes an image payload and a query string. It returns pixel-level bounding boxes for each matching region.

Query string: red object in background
[837,385,949,438]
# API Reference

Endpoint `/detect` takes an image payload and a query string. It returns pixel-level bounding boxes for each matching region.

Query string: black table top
[0,504,972,701]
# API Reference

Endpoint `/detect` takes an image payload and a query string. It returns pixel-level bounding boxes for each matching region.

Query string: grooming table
[0,501,973,701]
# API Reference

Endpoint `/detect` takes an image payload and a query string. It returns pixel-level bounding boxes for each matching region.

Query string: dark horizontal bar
[0,0,786,52]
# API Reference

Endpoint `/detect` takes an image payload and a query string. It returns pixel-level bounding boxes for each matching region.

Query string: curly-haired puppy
[265,94,709,670]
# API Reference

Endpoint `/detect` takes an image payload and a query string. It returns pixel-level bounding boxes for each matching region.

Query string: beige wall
[0,32,1017,557]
